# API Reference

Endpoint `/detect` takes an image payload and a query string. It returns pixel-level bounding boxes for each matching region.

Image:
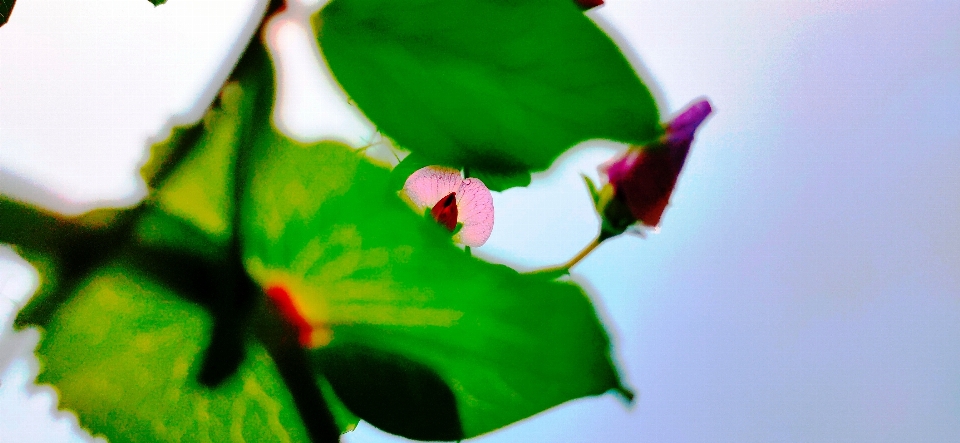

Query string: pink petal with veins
[402,166,495,247]
[402,166,463,211]
[454,178,494,247]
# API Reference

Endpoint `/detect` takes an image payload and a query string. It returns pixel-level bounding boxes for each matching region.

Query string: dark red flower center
[431,192,459,232]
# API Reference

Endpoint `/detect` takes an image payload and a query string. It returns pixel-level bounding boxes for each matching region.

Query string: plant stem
[562,236,601,270]
[531,235,602,276]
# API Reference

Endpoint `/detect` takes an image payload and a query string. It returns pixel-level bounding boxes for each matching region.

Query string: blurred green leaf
[135,83,249,260]
[388,152,432,191]
[8,247,62,328]
[242,137,628,439]
[0,196,121,252]
[136,27,276,262]
[140,122,206,191]
[317,0,661,189]
[0,196,129,329]
[35,263,313,443]
[149,0,168,6]
[318,375,361,433]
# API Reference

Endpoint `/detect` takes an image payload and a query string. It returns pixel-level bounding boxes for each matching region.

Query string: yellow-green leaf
[35,263,312,443]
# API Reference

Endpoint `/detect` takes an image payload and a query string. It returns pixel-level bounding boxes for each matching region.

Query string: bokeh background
[2,0,959,442]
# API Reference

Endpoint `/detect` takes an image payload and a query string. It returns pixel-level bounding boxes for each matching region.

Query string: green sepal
[583,173,601,205]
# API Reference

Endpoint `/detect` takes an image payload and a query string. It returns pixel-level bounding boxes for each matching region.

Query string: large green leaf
[35,263,313,443]
[316,0,661,189]
[242,136,628,440]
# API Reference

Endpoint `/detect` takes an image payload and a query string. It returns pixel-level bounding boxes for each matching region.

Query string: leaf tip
[613,384,636,405]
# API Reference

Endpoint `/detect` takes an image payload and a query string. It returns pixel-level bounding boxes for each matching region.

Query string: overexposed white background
[2,0,959,442]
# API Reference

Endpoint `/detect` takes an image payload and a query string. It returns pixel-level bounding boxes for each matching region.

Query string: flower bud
[597,99,712,238]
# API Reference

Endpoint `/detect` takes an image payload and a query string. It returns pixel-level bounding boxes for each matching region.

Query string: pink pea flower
[599,99,712,231]
[401,166,493,250]
[402,166,495,247]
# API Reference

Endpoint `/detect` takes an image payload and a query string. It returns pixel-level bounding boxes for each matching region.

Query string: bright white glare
[0,0,264,213]
[266,6,377,147]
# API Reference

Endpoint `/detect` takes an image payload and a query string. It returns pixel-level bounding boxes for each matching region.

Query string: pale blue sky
[2,1,959,442]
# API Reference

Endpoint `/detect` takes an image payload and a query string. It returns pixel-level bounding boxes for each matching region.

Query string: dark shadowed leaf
[242,136,628,439]
[316,0,660,189]
[318,344,463,440]
[0,197,128,328]
[0,0,15,28]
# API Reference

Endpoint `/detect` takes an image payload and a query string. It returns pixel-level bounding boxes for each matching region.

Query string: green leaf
[318,375,362,433]
[135,82,250,260]
[316,0,661,189]
[470,168,532,192]
[35,263,312,443]
[148,0,167,6]
[0,196,128,329]
[0,0,15,28]
[8,247,62,328]
[242,137,628,439]
[317,344,462,440]
[0,196,122,252]
[388,152,432,191]
[136,29,277,262]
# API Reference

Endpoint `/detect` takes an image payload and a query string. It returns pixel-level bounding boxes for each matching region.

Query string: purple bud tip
[665,99,712,144]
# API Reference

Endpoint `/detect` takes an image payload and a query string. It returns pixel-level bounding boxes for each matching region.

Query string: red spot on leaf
[265,285,314,347]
